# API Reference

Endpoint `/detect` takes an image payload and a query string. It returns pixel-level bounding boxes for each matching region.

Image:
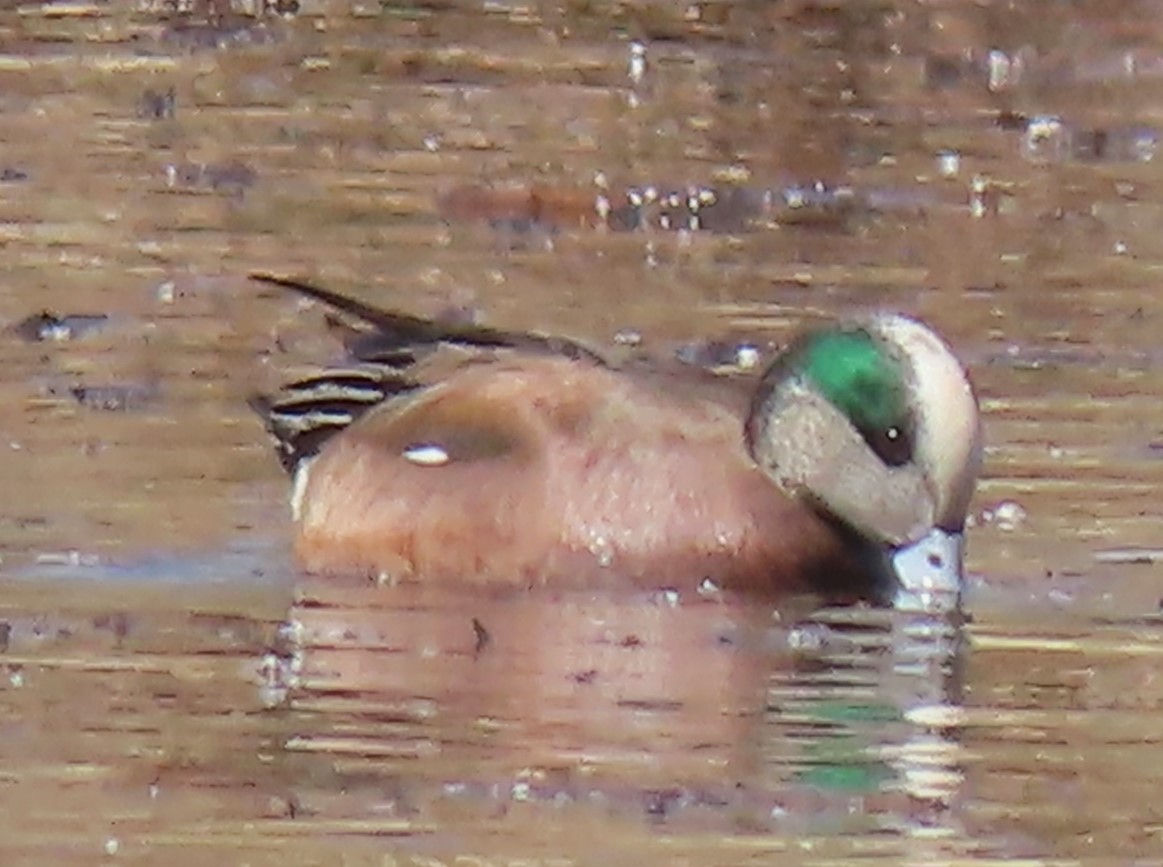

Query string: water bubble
[936,150,961,178]
[982,500,1027,531]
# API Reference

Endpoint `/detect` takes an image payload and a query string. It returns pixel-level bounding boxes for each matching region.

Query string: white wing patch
[403,443,451,466]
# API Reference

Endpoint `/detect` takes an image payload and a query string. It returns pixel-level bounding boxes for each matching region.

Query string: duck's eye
[862,423,913,467]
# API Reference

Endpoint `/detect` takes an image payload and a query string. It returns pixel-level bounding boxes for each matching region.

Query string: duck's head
[745,314,981,611]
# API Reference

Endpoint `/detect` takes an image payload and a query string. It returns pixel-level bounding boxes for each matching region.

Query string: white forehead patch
[870,314,981,530]
[403,443,451,466]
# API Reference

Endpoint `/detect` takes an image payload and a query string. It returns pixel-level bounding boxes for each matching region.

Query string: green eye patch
[799,329,913,466]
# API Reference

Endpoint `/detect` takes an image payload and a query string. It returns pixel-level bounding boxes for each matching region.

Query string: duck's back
[292,355,862,594]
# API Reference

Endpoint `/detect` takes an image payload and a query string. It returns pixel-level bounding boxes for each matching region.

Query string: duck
[250,274,981,609]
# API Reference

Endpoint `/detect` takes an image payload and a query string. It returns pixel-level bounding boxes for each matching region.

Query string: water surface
[2,0,1163,862]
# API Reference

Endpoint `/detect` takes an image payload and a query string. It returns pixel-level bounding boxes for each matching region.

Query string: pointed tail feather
[249,272,606,363]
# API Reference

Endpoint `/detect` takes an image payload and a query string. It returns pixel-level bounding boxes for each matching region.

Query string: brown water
[3,0,1163,862]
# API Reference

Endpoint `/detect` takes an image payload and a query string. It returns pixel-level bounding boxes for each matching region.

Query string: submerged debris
[68,383,162,412]
[164,160,257,195]
[139,87,176,120]
[13,312,111,342]
[438,180,900,236]
[675,338,764,373]
[36,380,162,412]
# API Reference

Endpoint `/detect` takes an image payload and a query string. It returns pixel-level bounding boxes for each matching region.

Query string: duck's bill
[890,527,964,614]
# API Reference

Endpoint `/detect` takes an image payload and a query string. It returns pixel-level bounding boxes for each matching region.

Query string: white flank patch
[289,457,315,522]
[403,443,450,466]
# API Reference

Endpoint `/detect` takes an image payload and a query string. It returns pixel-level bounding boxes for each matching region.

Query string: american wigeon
[251,274,981,608]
